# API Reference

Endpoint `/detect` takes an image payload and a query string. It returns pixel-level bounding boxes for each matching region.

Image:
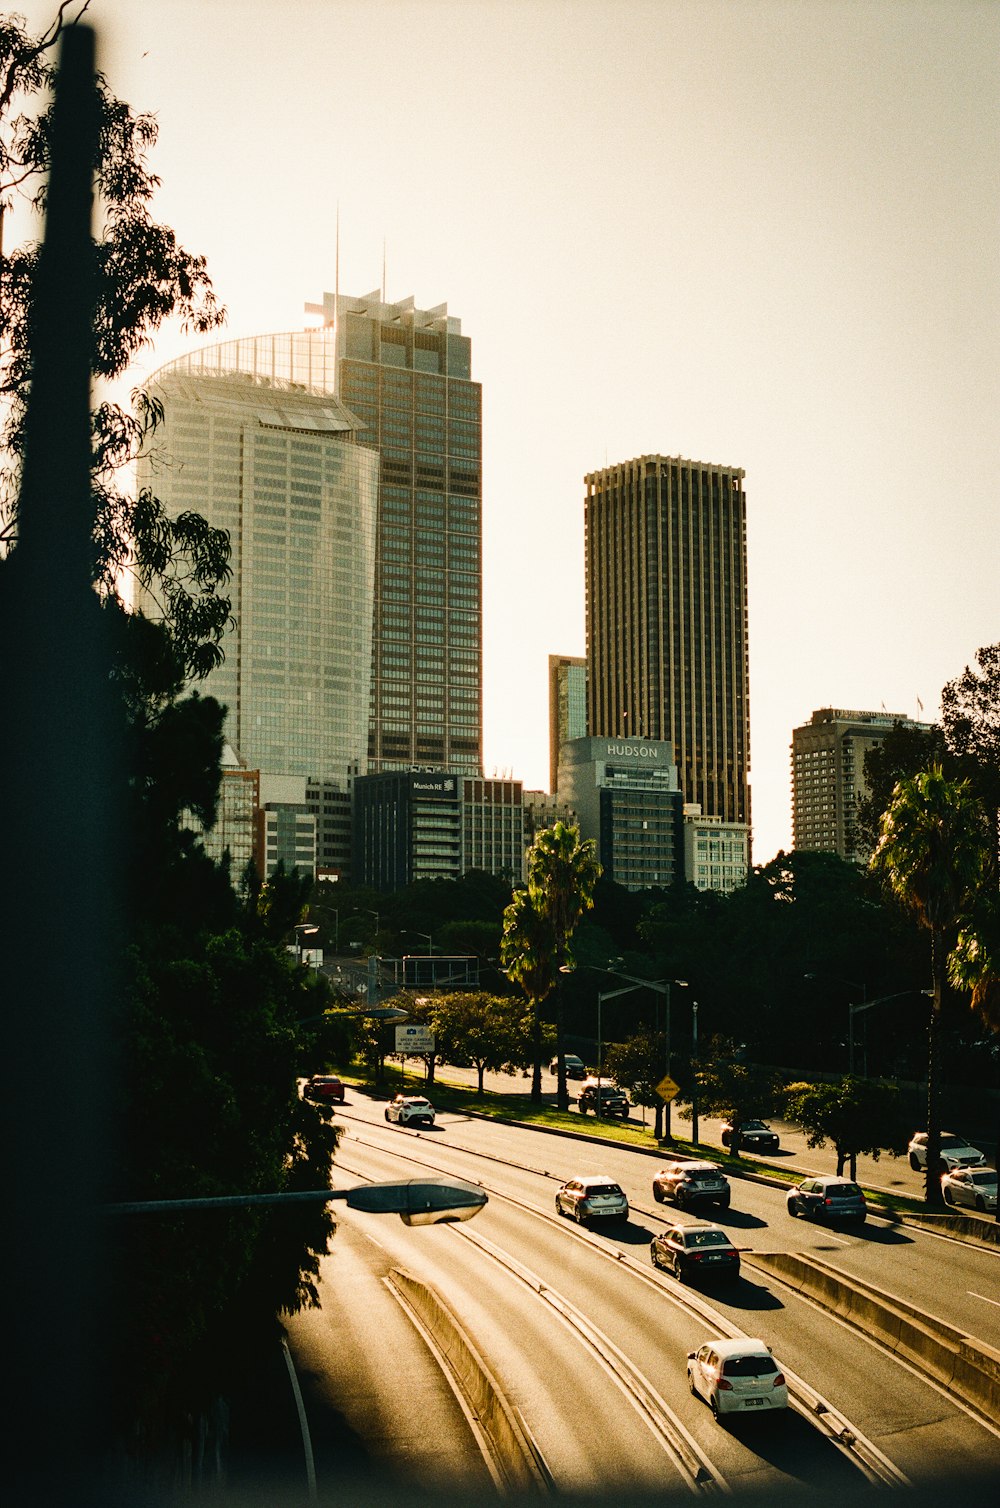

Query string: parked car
[652,1159,731,1210]
[577,1079,630,1118]
[721,1118,780,1153]
[384,1094,436,1128]
[687,1338,788,1420]
[555,1174,629,1225]
[650,1222,741,1283]
[550,1054,587,1079]
[786,1176,866,1225]
[941,1165,997,1213]
[303,1074,345,1103]
[908,1130,986,1172]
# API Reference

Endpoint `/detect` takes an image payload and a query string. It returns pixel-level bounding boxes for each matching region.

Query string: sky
[13,0,999,864]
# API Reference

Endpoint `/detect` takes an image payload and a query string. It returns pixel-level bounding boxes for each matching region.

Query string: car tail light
[717,1378,733,1391]
[824,1198,833,1205]
[773,1373,785,1388]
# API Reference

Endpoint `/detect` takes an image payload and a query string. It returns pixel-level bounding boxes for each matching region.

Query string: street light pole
[691,1000,700,1145]
[663,979,688,1141]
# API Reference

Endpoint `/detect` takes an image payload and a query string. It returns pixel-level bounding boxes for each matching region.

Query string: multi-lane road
[280,1085,1000,1499]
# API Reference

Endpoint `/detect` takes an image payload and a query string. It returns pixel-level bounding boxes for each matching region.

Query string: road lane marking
[967,1289,1000,1309]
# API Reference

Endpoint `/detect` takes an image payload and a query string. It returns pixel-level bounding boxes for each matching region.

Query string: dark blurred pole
[0,23,121,1500]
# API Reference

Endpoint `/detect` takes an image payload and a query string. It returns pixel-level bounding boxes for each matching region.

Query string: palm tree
[525,822,602,1111]
[949,897,1000,1220]
[500,886,556,1102]
[872,767,987,1204]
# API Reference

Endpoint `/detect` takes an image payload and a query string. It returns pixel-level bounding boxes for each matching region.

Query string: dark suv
[577,1080,629,1118]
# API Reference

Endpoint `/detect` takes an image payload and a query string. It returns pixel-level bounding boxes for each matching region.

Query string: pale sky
[15,0,999,863]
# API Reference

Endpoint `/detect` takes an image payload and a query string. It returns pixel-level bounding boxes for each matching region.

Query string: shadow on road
[712,1207,769,1230]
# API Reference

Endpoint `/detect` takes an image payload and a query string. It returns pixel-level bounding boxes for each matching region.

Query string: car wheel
[975,1196,986,1212]
[943,1186,954,1205]
[909,1154,920,1171]
[578,1103,587,1115]
[673,1258,685,1283]
[721,1132,730,1147]
[650,1243,660,1268]
[688,1368,698,1396]
[719,1195,731,1210]
[710,1395,720,1422]
[384,1110,391,1121]
[653,1185,664,1203]
[556,1197,565,1217]
[787,1198,799,1217]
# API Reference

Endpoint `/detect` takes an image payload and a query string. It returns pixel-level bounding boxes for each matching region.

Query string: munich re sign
[606,742,659,759]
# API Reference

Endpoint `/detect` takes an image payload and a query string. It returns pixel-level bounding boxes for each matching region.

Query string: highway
[283,1086,1000,1497]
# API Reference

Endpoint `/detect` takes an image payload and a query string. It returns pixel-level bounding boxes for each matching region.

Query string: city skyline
[10,0,997,865]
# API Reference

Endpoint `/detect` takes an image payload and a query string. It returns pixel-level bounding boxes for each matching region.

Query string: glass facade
[307,291,483,776]
[137,342,379,782]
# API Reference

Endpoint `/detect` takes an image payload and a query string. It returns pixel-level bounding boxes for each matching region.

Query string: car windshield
[723,1355,778,1377]
[968,1171,997,1186]
[939,1135,973,1149]
[407,1099,430,1108]
[686,1230,730,1248]
[743,1121,766,1130]
[586,1184,623,1198]
[829,1183,862,1197]
[687,1173,720,1184]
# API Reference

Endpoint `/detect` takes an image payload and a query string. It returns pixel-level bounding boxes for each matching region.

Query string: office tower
[585,455,750,832]
[138,336,379,790]
[306,290,483,776]
[791,707,933,863]
[683,806,749,893]
[549,654,587,794]
[558,735,684,890]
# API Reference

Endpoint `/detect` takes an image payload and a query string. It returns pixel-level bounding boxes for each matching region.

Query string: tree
[680,1038,785,1153]
[430,991,532,1092]
[524,821,602,1111]
[942,642,1000,868]
[785,1078,906,1180]
[857,722,950,857]
[604,1030,663,1121]
[0,2,230,676]
[872,766,988,1204]
[500,885,557,1103]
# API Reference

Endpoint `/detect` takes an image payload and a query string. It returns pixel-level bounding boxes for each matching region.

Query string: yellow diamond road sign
[656,1074,680,1103]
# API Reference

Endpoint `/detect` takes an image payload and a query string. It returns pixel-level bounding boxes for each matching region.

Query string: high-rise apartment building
[549,654,587,794]
[306,290,483,776]
[585,455,750,832]
[791,707,932,863]
[138,336,379,787]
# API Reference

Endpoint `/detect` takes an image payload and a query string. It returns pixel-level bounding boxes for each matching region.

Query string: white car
[941,1165,997,1213]
[384,1094,436,1128]
[908,1131,986,1172]
[687,1338,789,1420]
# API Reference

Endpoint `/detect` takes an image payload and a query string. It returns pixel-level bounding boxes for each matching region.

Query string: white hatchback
[687,1338,788,1420]
[385,1094,436,1128]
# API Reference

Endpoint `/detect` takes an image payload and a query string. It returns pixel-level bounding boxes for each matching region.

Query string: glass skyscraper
[137,337,379,781]
[306,290,483,776]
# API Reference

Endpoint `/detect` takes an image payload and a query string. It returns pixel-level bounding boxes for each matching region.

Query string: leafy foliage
[872,766,989,1202]
[429,991,533,1092]
[604,1029,664,1111]
[683,1037,785,1128]
[0,3,230,675]
[857,721,950,857]
[785,1077,906,1179]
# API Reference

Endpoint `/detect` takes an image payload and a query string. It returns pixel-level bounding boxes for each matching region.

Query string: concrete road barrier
[744,1249,1000,1422]
[388,1267,549,1495]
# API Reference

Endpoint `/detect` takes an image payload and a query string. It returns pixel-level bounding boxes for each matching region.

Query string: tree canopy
[0,1,230,676]
[785,1077,906,1180]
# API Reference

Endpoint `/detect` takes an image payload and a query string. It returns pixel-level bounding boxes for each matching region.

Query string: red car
[304,1074,345,1104]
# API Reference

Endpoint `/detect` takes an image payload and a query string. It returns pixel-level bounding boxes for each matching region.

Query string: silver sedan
[941,1165,997,1213]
